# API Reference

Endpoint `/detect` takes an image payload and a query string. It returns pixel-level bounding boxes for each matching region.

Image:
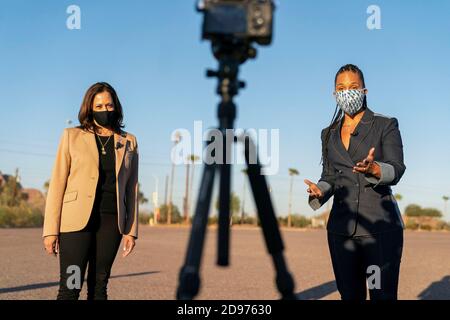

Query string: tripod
[176,41,296,300]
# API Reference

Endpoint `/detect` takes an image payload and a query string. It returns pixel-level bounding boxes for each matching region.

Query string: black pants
[327,229,403,300]
[57,212,122,300]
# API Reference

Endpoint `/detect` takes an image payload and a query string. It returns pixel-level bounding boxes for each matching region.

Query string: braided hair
[321,64,367,165]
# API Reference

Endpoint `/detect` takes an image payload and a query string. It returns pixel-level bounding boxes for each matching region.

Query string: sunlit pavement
[0,226,449,300]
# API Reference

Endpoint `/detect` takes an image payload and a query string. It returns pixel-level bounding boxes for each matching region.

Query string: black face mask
[93,111,115,127]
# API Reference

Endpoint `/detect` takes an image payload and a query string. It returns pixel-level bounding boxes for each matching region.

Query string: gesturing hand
[353,147,381,178]
[304,179,323,199]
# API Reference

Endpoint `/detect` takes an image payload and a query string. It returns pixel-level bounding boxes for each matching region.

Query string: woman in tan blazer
[42,82,139,300]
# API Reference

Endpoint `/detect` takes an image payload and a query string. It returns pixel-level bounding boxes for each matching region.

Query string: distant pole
[288,168,300,228]
[188,155,199,216]
[13,168,19,206]
[288,178,293,228]
[152,175,159,224]
[168,132,181,224]
[183,161,190,224]
[164,175,169,207]
[445,201,448,219]
[168,162,175,225]
[241,180,246,224]
[443,196,449,220]
[241,169,247,224]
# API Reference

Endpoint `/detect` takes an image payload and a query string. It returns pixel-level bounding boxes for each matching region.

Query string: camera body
[198,0,275,45]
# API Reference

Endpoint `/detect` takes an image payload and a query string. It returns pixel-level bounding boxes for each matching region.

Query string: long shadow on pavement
[295,280,337,300]
[0,271,160,294]
[417,275,450,300]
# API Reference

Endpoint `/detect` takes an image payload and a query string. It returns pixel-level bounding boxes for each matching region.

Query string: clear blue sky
[1,0,449,221]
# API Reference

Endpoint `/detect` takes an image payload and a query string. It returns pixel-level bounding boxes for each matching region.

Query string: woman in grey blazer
[305,64,406,300]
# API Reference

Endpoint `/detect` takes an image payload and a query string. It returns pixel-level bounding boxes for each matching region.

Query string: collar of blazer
[81,129,128,176]
[330,107,375,167]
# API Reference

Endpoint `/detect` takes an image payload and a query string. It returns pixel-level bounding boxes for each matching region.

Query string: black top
[93,134,117,215]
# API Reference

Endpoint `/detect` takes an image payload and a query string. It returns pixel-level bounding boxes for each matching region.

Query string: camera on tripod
[198,0,275,46]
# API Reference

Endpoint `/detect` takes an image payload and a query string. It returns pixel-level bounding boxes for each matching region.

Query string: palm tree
[443,196,449,219]
[188,154,200,219]
[137,183,148,205]
[288,168,300,228]
[240,169,248,224]
[43,180,50,196]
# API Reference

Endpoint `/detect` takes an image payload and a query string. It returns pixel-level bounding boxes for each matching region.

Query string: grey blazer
[309,107,406,236]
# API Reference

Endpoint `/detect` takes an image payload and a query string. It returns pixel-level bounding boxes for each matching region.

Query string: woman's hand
[304,179,324,199]
[122,235,136,257]
[353,147,381,178]
[43,235,59,257]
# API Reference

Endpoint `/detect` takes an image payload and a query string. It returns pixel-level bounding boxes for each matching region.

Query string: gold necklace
[96,134,113,155]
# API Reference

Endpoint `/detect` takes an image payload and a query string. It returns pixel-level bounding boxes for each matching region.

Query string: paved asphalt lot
[0,226,449,300]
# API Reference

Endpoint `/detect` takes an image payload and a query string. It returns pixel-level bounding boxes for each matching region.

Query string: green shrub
[206,215,259,226]
[291,215,312,228]
[207,215,218,225]
[241,216,258,225]
[157,204,182,224]
[0,205,44,228]
[278,215,312,228]
[405,220,419,230]
[139,212,153,225]
[405,204,442,218]
[420,224,433,231]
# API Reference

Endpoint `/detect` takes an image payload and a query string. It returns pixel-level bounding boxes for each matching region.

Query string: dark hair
[322,64,367,165]
[78,82,125,133]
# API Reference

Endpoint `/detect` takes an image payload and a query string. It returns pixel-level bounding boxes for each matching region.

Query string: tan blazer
[43,127,139,238]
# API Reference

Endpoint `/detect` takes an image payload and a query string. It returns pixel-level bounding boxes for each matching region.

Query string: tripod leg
[217,126,233,266]
[176,161,216,300]
[242,136,296,300]
[217,160,231,266]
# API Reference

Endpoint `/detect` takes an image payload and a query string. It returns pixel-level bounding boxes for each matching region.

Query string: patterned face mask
[335,89,366,116]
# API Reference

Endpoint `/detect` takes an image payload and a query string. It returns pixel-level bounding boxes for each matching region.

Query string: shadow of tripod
[176,40,296,300]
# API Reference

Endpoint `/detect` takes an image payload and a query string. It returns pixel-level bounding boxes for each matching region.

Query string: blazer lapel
[348,108,375,160]
[81,130,99,168]
[114,131,127,176]
[330,122,355,167]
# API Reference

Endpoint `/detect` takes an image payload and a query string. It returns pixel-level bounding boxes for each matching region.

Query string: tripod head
[206,40,256,101]
[206,40,257,130]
